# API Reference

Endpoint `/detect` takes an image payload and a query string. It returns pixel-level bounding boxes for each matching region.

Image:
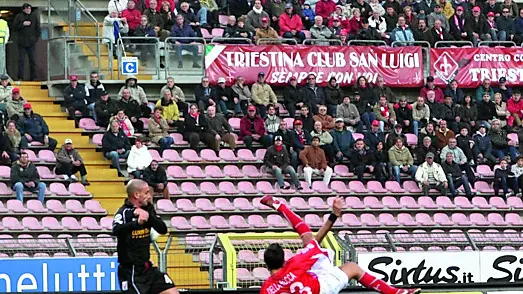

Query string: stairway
[19,83,210,288]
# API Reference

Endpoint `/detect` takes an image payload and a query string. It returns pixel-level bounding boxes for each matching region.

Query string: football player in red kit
[260,195,421,294]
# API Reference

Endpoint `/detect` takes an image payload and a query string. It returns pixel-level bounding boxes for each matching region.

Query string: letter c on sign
[125,62,135,74]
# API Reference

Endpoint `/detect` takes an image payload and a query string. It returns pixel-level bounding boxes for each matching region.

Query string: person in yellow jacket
[155,89,179,125]
[0,16,9,44]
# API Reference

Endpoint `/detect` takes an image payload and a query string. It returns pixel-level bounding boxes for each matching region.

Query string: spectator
[331,118,354,162]
[264,135,301,190]
[494,158,515,197]
[373,94,396,132]
[441,151,473,197]
[302,1,316,29]
[13,3,40,81]
[384,6,398,33]
[303,74,326,115]
[316,0,336,20]
[439,0,455,18]
[134,16,157,66]
[440,95,458,132]
[356,17,382,40]
[94,91,118,129]
[313,105,335,130]
[427,92,442,127]
[354,76,377,106]
[440,137,476,182]
[456,126,478,164]
[415,136,439,165]
[6,88,27,122]
[184,104,219,151]
[274,120,295,161]
[85,72,105,121]
[477,92,496,129]
[511,155,523,196]
[240,105,271,150]
[364,120,386,151]
[495,77,513,102]
[349,8,364,37]
[117,89,144,133]
[412,96,430,137]
[170,14,201,68]
[444,80,465,105]
[388,137,417,182]
[10,152,46,202]
[251,72,277,118]
[280,4,306,42]
[156,89,180,126]
[144,0,170,40]
[430,19,453,44]
[117,76,150,117]
[18,104,57,151]
[102,11,129,56]
[329,17,345,35]
[310,16,334,43]
[195,76,219,113]
[122,0,142,35]
[415,152,448,196]
[392,15,415,43]
[350,138,382,182]
[494,93,509,128]
[254,16,279,42]
[265,104,281,142]
[373,76,395,103]
[486,12,500,40]
[329,6,351,29]
[310,120,334,163]
[455,95,478,131]
[490,119,518,162]
[386,123,407,150]
[299,105,315,132]
[300,136,333,188]
[413,18,434,44]
[337,96,361,132]
[394,97,414,133]
[235,16,254,39]
[470,6,492,44]
[369,0,385,16]
[63,75,89,118]
[5,120,20,161]
[473,123,496,165]
[420,76,444,103]
[228,0,250,17]
[149,106,173,154]
[103,120,131,176]
[501,0,518,17]
[427,4,450,31]
[404,6,419,29]
[507,90,523,128]
[126,137,152,179]
[207,105,236,151]
[216,77,237,115]
[231,76,251,115]
[436,120,455,147]
[143,160,169,199]
[418,0,436,16]
[418,121,440,149]
[245,0,270,32]
[325,77,344,116]
[223,15,239,38]
[483,0,501,16]
[177,1,200,33]
[0,75,11,115]
[283,77,304,118]
[496,8,515,42]
[55,138,89,184]
[290,119,311,155]
[352,91,376,131]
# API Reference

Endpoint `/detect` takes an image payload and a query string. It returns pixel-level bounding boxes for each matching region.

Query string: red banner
[204,45,424,87]
[431,47,523,88]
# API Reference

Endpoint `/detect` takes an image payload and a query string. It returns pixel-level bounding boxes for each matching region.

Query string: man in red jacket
[279,4,306,43]
[507,90,523,128]
[122,0,142,35]
[315,0,336,23]
[240,105,271,150]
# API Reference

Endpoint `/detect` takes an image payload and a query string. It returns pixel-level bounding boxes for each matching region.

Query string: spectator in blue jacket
[391,15,415,43]
[331,118,355,163]
[17,104,57,151]
[473,123,497,165]
[170,14,201,68]
[289,119,311,156]
[514,7,523,42]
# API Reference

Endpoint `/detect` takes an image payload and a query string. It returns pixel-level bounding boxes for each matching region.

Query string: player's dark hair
[264,243,285,270]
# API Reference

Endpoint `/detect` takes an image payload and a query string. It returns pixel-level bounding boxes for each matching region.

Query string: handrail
[303,39,342,45]
[478,41,517,47]
[435,40,473,48]
[257,38,297,45]
[75,0,100,37]
[347,39,387,46]
[392,40,431,48]
[210,37,252,44]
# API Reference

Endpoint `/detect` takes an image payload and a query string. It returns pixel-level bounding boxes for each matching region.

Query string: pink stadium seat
[81,217,103,230]
[304,214,323,228]
[148,149,163,161]
[156,199,178,213]
[238,181,257,194]
[309,197,329,209]
[253,197,271,210]
[256,181,277,194]
[215,198,235,211]
[209,215,230,229]
[211,28,224,37]
[489,197,509,209]
[37,166,55,179]
[505,213,523,225]
[84,200,107,214]
[170,217,192,230]
[418,196,438,209]
[451,213,472,225]
[69,183,90,196]
[255,149,266,161]
[238,250,259,263]
[0,183,10,195]
[22,217,43,230]
[352,133,364,140]
[100,217,113,230]
[487,213,507,225]
[140,117,149,130]
[46,200,67,213]
[182,150,201,162]
[62,217,82,230]
[187,166,206,178]
[190,216,212,229]
[176,199,198,212]
[237,268,254,281]
[403,180,422,193]
[200,182,220,195]
[361,214,380,226]
[267,214,288,228]
[65,199,87,213]
[38,150,56,162]
[454,196,474,209]
[162,150,182,162]
[348,181,367,193]
[224,165,243,178]
[385,181,405,193]
[507,196,523,208]
[253,267,270,280]
[323,214,343,227]
[170,133,188,145]
[25,149,38,161]
[382,196,402,209]
[205,165,225,178]
[367,181,387,193]
[27,200,48,213]
[397,213,418,226]
[290,197,310,210]
[363,196,384,209]
[436,196,456,208]
[507,133,518,144]
[472,197,492,209]
[415,213,436,226]
[7,199,29,213]
[229,215,250,228]
[470,213,490,226]
[243,165,262,178]
[378,213,399,226]
[50,183,70,196]
[201,28,212,39]
[201,149,220,161]
[333,165,352,177]
[167,166,186,178]
[248,215,269,228]
[433,213,454,226]
[238,149,257,161]
[312,181,332,193]
[233,198,254,211]
[92,134,103,145]
[330,181,350,193]
[476,165,494,177]
[229,118,241,130]
[0,166,9,178]
[167,183,182,195]
[219,149,238,162]
[345,197,365,209]
[283,117,294,129]
[79,118,99,130]
[219,181,239,195]
[405,133,417,146]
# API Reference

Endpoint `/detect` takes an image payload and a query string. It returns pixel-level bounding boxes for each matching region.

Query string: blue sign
[121,57,138,75]
[0,257,120,292]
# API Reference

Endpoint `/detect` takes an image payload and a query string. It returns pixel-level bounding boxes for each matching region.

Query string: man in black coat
[95,91,118,128]
[263,136,301,190]
[143,160,169,199]
[195,77,219,112]
[283,77,305,118]
[102,120,131,177]
[302,74,325,115]
[13,3,41,81]
[118,89,144,133]
[63,75,89,118]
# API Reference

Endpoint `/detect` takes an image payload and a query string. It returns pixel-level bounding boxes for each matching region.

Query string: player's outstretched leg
[260,195,312,236]
[340,262,421,294]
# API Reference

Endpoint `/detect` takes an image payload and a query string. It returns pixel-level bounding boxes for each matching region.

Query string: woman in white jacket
[127,138,153,178]
[102,10,129,52]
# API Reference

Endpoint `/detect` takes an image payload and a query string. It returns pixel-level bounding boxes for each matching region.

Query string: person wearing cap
[310,16,334,44]
[156,89,180,126]
[469,6,492,45]
[394,96,414,134]
[103,120,131,177]
[118,89,144,133]
[254,16,279,42]
[496,7,516,42]
[283,77,304,118]
[10,151,46,202]
[489,118,518,162]
[441,151,473,197]
[252,72,277,119]
[415,152,448,196]
[290,119,312,156]
[160,77,187,116]
[300,136,333,188]
[0,74,12,107]
[95,90,118,128]
[364,120,386,151]
[240,105,271,150]
[126,136,153,179]
[231,76,251,115]
[245,0,270,32]
[310,121,335,163]
[473,123,496,165]
[331,118,355,162]
[388,137,417,183]
[420,76,444,104]
[415,136,438,165]
[495,77,513,101]
[274,120,298,167]
[313,105,335,131]
[427,4,450,31]
[373,94,396,132]
[63,75,89,119]
[328,16,345,35]
[357,16,383,40]
[475,78,495,103]
[55,138,90,185]
[216,77,239,115]
[148,106,174,154]
[117,76,150,117]
[279,3,306,42]
[207,105,237,151]
[264,135,301,190]
[485,11,500,41]
[507,90,523,128]
[184,104,220,152]
[337,96,361,132]
[13,3,41,81]
[17,104,58,151]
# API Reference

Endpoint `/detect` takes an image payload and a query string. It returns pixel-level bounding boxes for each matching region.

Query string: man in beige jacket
[251,72,277,118]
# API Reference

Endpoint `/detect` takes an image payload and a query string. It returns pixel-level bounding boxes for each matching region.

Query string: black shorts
[118,264,176,294]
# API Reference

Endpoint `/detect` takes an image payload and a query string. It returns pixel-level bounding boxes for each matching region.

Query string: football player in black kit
[112,179,179,294]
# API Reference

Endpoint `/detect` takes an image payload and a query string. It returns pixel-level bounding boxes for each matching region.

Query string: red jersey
[260,240,329,294]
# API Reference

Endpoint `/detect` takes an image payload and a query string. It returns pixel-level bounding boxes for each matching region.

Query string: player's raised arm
[315,197,343,243]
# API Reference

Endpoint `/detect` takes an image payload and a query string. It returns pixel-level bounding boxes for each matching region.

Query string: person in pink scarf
[108,109,134,137]
[373,95,396,131]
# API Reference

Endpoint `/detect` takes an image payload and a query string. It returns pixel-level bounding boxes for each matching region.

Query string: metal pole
[163,234,173,273]
[66,238,77,256]
[208,235,218,288]
[152,241,163,270]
